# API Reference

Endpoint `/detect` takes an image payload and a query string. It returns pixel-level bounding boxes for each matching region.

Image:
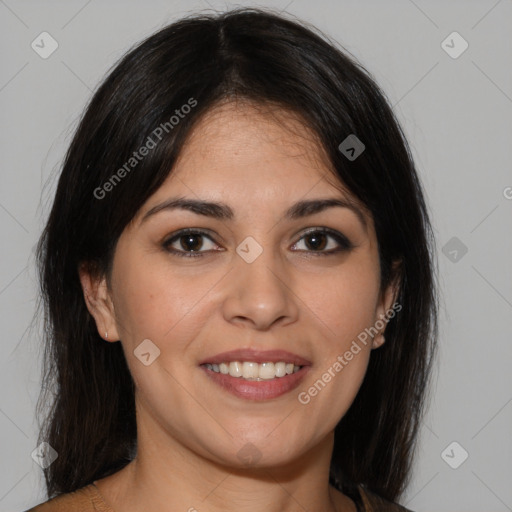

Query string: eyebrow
[141,196,367,230]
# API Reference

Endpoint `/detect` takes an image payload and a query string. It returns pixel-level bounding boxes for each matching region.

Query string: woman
[27,7,438,512]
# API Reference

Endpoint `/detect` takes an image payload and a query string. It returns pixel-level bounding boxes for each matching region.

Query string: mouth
[199,349,311,400]
[201,361,303,380]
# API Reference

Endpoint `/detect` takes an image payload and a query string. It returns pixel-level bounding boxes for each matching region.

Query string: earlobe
[78,263,120,342]
[372,333,386,350]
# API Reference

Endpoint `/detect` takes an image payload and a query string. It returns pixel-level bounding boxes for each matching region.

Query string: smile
[199,348,311,400]
[202,361,302,380]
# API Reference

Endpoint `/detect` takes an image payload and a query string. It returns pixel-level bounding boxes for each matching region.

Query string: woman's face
[82,101,397,470]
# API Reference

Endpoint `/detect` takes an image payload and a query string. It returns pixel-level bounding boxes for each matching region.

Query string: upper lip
[199,348,312,367]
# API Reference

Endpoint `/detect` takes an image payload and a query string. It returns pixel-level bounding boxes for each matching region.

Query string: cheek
[297,254,378,414]
[297,314,373,437]
[112,253,186,336]
[111,260,210,411]
[111,252,223,361]
[302,258,380,346]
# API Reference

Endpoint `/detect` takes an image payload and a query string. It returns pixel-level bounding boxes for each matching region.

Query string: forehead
[131,100,372,230]
[162,100,346,196]
[181,100,322,152]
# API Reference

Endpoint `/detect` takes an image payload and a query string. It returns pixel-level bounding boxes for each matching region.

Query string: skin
[80,100,399,512]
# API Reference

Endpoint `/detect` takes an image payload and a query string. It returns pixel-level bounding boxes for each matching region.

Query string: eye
[162,227,353,259]
[162,229,221,258]
[291,228,353,256]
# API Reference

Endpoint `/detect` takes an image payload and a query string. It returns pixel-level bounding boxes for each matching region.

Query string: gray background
[1,0,511,510]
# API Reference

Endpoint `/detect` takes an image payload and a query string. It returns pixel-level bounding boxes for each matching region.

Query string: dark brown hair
[35,7,438,503]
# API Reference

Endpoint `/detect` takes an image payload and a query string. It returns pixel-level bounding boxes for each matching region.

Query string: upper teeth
[204,361,301,380]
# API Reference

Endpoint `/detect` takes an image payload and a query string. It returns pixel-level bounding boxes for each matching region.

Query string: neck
[95,401,355,512]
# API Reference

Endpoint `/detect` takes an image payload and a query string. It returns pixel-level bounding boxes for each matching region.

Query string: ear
[78,262,120,342]
[372,260,402,350]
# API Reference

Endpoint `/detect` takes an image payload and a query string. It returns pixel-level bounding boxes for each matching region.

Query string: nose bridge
[236,233,286,298]
[223,233,297,329]
[237,235,281,289]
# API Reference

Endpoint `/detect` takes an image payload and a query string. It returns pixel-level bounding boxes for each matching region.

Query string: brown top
[24,482,413,512]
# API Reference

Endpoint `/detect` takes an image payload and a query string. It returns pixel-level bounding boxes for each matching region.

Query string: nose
[222,243,299,331]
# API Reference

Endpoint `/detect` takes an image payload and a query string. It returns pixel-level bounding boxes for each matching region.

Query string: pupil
[182,234,202,251]
[178,233,328,252]
[306,232,327,251]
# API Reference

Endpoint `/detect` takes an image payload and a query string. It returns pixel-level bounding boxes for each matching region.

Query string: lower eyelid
[163,229,352,256]
[292,232,351,252]
[163,232,219,254]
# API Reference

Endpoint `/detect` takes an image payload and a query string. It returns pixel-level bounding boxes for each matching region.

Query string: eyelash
[162,228,353,259]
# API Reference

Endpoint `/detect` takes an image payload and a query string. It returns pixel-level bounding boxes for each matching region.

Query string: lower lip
[200,365,310,400]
